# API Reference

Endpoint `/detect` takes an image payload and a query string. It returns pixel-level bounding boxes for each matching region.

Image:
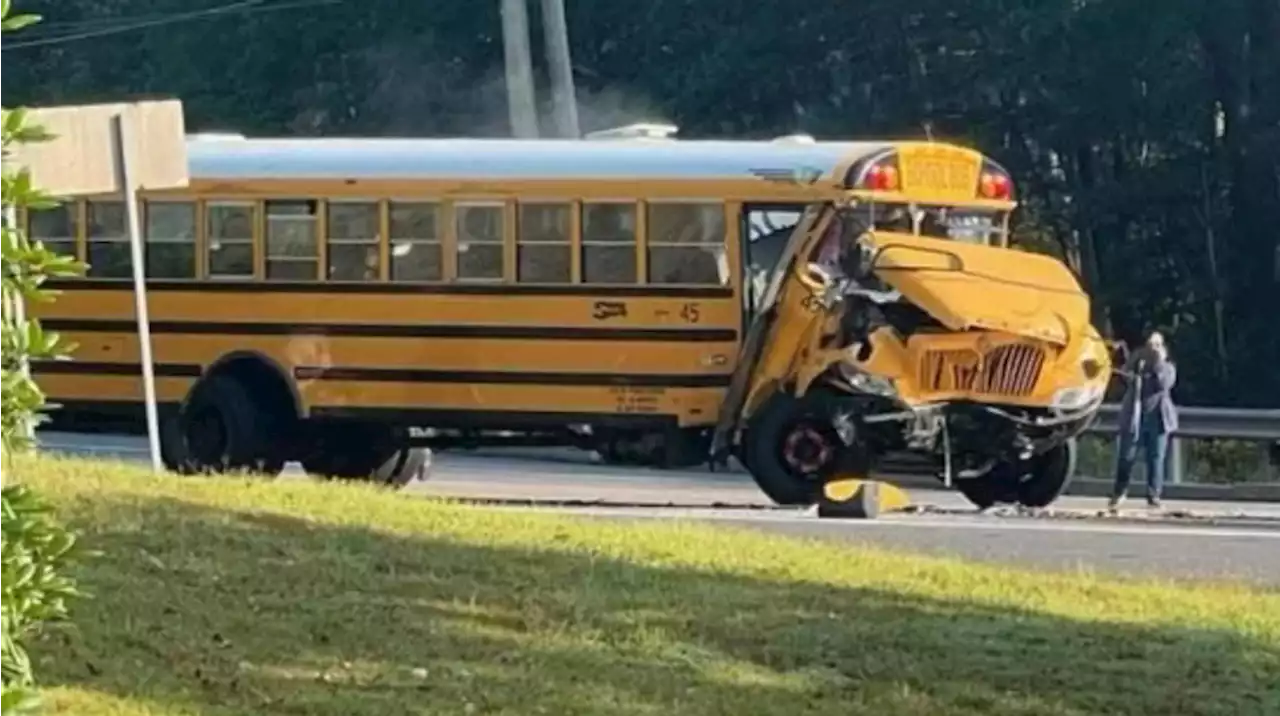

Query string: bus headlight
[838,363,898,398]
[1081,358,1104,380]
[1078,335,1109,379]
[1051,384,1104,412]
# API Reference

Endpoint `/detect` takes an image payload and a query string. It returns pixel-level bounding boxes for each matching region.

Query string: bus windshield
[860,203,1008,246]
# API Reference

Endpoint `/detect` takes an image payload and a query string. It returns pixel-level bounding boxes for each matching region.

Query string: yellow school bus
[29,125,1109,506]
[30,126,832,480]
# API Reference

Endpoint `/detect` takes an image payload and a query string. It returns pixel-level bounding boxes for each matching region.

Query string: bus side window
[646,202,727,285]
[517,202,570,283]
[455,203,504,282]
[207,202,256,279]
[144,201,196,278]
[327,201,380,281]
[582,202,636,283]
[265,200,319,280]
[28,202,78,263]
[390,202,441,281]
[86,199,130,278]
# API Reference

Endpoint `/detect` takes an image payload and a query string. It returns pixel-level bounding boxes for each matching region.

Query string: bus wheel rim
[781,423,834,476]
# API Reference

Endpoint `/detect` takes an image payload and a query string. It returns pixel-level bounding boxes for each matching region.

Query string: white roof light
[773,133,816,144]
[584,123,679,140]
[189,132,246,141]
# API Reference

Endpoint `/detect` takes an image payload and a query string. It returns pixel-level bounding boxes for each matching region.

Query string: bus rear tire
[373,446,431,487]
[175,374,286,477]
[301,423,427,488]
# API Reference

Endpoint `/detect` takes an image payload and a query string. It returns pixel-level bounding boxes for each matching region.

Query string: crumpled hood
[863,231,1091,345]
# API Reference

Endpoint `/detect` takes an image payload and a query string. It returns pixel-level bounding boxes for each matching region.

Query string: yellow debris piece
[817,477,912,519]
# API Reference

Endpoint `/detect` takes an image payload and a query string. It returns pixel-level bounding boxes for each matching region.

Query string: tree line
[3,0,1277,407]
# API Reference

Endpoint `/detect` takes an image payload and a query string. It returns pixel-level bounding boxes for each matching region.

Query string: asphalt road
[38,430,1280,585]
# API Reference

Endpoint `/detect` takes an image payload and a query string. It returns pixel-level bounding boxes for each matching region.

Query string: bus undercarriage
[732,378,1094,510]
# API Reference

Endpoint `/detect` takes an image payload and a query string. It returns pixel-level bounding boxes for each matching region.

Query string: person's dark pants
[1112,418,1171,502]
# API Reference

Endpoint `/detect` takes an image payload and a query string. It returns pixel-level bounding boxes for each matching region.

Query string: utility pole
[540,0,580,138]
[500,0,539,138]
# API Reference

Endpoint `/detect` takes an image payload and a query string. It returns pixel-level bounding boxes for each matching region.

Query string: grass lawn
[13,453,1280,716]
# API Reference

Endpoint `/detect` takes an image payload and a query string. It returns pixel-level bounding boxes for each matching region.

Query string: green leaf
[0,683,42,715]
[25,192,59,210]
[0,12,40,32]
[12,124,54,144]
[1,108,26,137]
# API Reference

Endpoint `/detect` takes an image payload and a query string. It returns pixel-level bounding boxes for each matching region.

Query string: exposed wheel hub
[782,424,834,475]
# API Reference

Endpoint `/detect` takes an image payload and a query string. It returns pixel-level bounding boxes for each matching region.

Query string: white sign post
[110,112,162,473]
[9,99,188,473]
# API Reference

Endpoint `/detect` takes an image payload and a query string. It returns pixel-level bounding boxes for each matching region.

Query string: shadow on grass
[36,495,1279,716]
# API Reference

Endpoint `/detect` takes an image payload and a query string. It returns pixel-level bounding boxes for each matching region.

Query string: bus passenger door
[740,204,805,322]
[712,204,825,463]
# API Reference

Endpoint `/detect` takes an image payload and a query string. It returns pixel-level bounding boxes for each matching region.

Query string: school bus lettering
[610,386,664,414]
[592,301,628,320]
[679,302,701,324]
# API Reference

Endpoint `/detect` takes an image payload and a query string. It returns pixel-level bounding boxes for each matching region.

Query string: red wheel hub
[783,425,833,474]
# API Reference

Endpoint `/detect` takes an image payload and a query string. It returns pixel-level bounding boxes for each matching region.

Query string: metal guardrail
[1087,404,1280,441]
[1083,404,1280,486]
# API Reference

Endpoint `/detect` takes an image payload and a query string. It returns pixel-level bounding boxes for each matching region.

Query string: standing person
[1109,331,1178,510]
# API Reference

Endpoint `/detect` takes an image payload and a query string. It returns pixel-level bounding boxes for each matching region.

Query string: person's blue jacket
[1117,350,1178,439]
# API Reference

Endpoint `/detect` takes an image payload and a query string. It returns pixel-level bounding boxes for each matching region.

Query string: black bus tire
[1015,438,1078,508]
[955,439,1077,510]
[373,446,431,487]
[740,390,842,506]
[180,374,284,476]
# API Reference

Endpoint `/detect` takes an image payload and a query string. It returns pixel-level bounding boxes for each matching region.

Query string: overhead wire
[2,0,343,51]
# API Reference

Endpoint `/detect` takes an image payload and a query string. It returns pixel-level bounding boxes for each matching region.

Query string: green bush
[2,3,88,712]
[1,485,79,714]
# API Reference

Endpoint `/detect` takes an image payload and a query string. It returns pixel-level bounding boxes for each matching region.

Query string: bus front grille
[919,343,1045,397]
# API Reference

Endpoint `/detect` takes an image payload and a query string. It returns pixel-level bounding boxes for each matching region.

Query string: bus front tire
[1014,438,1077,508]
[954,439,1077,510]
[740,391,845,506]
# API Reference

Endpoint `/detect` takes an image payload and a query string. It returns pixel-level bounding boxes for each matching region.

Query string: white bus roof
[185,136,891,182]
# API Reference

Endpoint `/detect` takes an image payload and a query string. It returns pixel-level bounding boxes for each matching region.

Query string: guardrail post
[1167,436,1184,485]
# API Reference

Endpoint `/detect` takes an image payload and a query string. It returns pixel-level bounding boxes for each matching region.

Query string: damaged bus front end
[712,144,1112,510]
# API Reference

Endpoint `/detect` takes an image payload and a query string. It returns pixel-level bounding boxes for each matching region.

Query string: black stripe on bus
[307,406,678,430]
[45,278,735,299]
[30,361,203,377]
[30,360,731,388]
[41,319,738,343]
[42,401,677,431]
[293,366,732,388]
